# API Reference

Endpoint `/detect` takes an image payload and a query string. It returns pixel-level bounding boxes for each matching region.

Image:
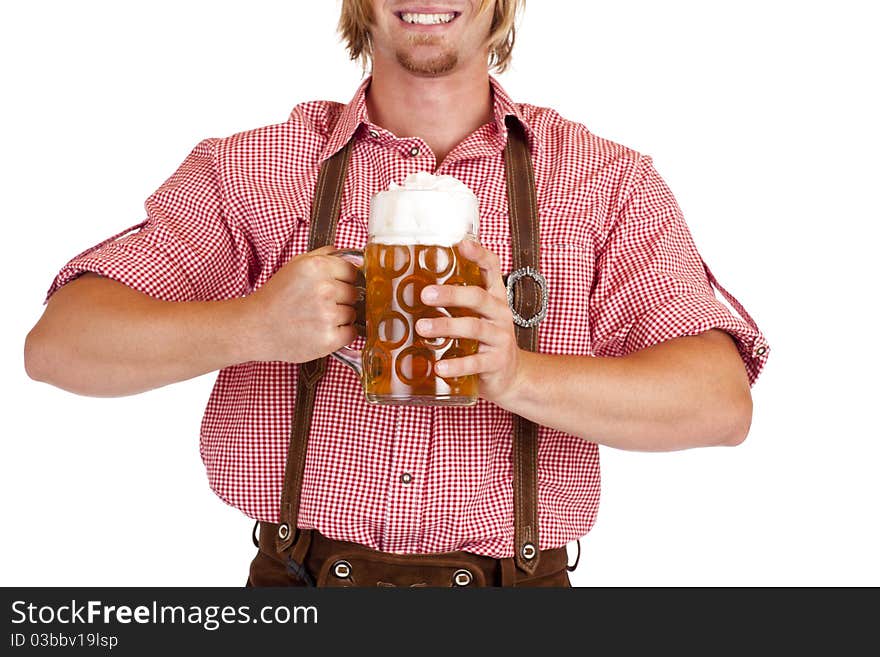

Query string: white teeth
[400,12,456,25]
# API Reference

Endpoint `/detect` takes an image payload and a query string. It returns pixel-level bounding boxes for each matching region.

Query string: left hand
[415,239,524,405]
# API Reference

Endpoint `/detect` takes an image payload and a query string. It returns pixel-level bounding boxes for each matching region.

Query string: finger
[456,239,506,299]
[334,304,357,326]
[415,316,500,345]
[320,254,359,284]
[333,324,358,347]
[420,283,505,319]
[435,352,488,378]
[421,283,484,309]
[330,280,360,305]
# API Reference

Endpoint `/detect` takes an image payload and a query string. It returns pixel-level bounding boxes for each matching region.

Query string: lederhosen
[246,116,581,587]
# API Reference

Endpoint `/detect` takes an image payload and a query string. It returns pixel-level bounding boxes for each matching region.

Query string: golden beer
[328,172,482,405]
[363,241,482,405]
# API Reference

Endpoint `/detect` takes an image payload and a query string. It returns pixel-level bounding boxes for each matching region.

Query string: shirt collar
[318,75,539,162]
[487,75,539,154]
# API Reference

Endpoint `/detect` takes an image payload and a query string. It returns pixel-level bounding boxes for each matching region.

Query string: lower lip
[396,13,460,30]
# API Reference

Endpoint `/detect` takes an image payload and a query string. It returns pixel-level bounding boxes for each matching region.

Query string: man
[24,1,769,587]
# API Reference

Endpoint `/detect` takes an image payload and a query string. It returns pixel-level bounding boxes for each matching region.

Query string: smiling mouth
[395,11,461,26]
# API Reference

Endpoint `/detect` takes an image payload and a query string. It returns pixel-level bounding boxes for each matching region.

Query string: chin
[396,51,459,76]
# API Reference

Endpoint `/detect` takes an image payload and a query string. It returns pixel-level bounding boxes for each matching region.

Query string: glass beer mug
[329,173,482,406]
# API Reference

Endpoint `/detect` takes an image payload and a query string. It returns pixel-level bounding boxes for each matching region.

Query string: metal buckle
[505,266,548,328]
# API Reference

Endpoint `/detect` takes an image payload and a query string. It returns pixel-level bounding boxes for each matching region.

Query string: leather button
[452,569,473,586]
[521,542,537,560]
[277,523,290,540]
[332,560,352,578]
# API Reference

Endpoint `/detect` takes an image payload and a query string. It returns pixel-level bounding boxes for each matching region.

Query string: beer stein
[329,174,482,406]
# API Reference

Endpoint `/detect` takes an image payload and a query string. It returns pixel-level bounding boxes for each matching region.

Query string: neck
[365,56,494,166]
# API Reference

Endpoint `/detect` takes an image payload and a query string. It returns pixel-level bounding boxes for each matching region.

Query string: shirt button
[409,146,420,157]
[754,344,768,357]
[400,472,413,485]
[369,129,379,139]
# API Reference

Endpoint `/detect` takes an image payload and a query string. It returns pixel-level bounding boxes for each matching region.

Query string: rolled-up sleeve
[44,138,254,304]
[589,154,770,387]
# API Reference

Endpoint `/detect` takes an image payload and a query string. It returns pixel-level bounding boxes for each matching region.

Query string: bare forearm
[25,249,361,397]
[24,274,250,397]
[494,330,753,451]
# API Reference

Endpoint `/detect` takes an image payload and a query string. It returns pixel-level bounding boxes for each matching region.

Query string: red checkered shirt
[44,75,770,557]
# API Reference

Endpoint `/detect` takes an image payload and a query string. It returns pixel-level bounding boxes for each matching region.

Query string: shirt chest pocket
[284,203,369,253]
[479,212,598,358]
[535,239,594,356]
[251,185,369,289]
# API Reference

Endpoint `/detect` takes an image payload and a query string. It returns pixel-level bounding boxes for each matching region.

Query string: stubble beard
[395,34,458,76]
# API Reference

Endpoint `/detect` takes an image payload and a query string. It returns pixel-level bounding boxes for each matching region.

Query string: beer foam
[369,172,479,246]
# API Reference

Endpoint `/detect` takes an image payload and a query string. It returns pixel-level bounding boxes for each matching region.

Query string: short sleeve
[44,138,255,304]
[589,155,770,387]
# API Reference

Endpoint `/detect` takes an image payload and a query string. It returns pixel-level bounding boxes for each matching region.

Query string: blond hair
[338,0,525,73]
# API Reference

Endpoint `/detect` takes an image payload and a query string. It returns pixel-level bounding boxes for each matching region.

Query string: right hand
[242,245,360,363]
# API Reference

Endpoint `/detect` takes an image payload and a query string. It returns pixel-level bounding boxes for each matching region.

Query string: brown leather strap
[503,115,542,575]
[275,139,355,562]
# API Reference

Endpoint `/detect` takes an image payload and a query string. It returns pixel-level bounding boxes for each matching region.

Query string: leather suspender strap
[273,116,543,581]
[274,139,355,574]
[503,115,542,576]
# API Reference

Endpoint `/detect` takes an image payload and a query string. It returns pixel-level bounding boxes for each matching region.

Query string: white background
[2,1,877,586]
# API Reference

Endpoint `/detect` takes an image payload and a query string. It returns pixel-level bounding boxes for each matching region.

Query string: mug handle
[326,248,366,379]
